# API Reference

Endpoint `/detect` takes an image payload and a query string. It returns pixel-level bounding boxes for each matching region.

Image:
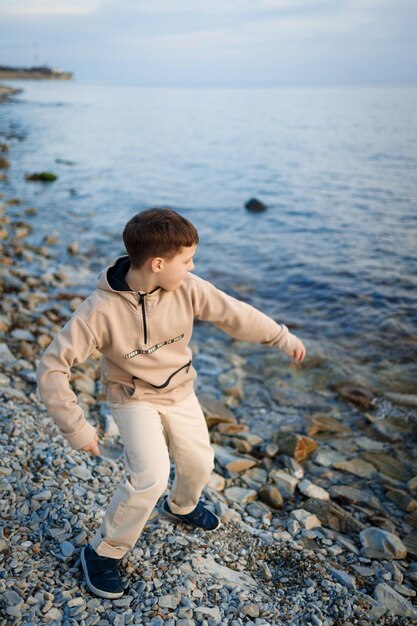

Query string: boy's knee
[128,465,170,495]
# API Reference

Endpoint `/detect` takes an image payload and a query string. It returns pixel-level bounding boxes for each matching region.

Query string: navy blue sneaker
[162,497,221,531]
[80,544,124,599]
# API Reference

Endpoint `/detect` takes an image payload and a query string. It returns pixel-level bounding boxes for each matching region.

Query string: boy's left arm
[191,275,306,363]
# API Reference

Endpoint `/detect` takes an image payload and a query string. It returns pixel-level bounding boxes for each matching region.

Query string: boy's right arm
[36,313,98,451]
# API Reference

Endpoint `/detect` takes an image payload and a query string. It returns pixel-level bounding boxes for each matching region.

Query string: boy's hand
[291,338,306,364]
[80,432,100,456]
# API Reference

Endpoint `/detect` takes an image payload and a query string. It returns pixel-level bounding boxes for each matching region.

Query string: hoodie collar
[100,255,161,297]
[107,256,132,291]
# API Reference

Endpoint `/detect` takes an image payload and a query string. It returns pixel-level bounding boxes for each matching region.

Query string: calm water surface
[1,81,417,405]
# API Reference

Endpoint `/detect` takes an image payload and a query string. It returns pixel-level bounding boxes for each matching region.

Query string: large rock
[192,553,258,588]
[373,582,417,618]
[271,432,317,462]
[359,527,407,559]
[303,498,366,534]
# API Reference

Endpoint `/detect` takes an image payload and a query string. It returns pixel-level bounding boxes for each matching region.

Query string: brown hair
[123,208,199,268]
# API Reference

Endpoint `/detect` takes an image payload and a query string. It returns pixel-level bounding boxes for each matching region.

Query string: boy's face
[154,244,197,291]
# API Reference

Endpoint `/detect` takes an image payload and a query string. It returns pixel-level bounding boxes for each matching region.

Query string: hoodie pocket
[132,360,192,396]
[148,360,192,389]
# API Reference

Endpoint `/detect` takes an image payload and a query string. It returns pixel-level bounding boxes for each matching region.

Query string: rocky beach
[1,87,417,626]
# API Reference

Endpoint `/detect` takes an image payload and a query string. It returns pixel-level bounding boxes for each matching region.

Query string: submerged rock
[333,381,376,409]
[25,171,57,182]
[244,197,267,213]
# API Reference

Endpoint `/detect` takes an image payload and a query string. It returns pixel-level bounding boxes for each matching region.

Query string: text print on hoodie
[36,256,300,451]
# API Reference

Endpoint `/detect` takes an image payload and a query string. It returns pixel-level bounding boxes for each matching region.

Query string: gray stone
[359,527,407,560]
[44,608,64,622]
[11,329,36,341]
[224,487,257,505]
[258,484,283,509]
[298,479,329,501]
[60,541,75,557]
[71,464,92,481]
[313,450,346,467]
[333,458,377,479]
[290,509,321,529]
[0,342,17,367]
[373,582,417,618]
[269,469,298,498]
[304,498,366,534]
[158,594,180,609]
[194,606,221,622]
[213,444,256,472]
[328,566,356,590]
[3,590,23,606]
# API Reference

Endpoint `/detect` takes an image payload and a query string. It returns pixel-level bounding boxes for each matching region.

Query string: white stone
[71,464,92,481]
[298,479,330,500]
[192,554,258,588]
[290,508,322,529]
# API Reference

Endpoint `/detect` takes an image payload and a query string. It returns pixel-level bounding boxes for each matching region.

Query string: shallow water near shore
[1,80,417,426]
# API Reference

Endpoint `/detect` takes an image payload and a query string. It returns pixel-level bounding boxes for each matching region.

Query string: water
[1,81,417,401]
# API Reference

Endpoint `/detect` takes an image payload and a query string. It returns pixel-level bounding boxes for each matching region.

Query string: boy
[36,208,306,599]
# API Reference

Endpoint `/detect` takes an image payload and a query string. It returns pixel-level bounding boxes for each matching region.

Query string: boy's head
[123,208,199,269]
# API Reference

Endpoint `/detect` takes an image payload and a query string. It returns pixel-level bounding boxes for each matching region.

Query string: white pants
[90,392,215,559]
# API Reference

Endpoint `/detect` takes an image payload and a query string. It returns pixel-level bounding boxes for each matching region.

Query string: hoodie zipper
[138,293,148,344]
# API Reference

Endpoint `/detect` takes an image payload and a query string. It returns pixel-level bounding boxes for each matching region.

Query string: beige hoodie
[36,256,299,450]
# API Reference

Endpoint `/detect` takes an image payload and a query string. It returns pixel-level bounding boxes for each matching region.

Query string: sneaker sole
[160,506,222,532]
[80,546,124,600]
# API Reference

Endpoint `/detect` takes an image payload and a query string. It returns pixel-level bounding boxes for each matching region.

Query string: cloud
[0,0,101,17]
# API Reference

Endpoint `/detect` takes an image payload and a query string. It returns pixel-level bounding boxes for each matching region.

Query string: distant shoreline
[0,65,72,80]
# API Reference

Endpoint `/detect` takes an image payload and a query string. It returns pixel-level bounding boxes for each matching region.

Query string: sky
[0,0,416,87]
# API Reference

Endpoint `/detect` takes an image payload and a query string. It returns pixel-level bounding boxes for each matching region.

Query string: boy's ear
[151,257,164,273]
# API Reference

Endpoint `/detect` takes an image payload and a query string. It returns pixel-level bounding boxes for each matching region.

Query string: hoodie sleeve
[36,313,98,450]
[191,276,299,356]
